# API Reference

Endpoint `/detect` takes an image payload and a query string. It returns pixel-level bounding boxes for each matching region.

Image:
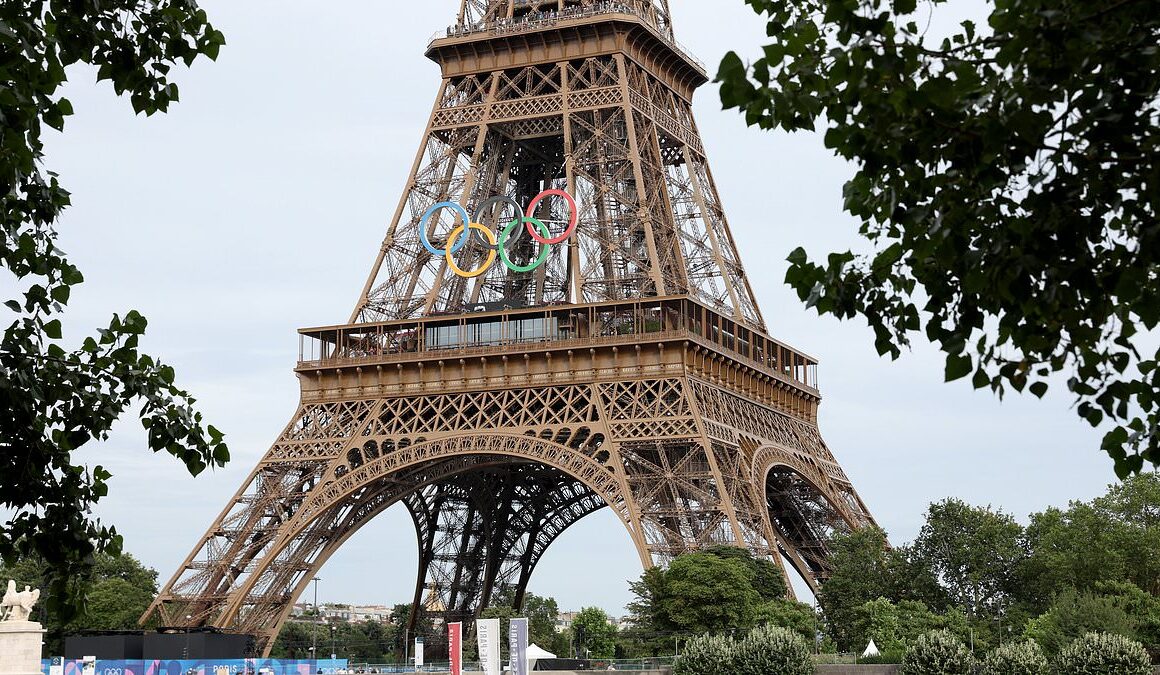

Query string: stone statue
[0,581,39,623]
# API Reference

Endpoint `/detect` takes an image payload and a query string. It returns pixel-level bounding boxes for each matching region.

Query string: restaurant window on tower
[426,324,461,350]
[425,317,560,350]
[511,317,558,343]
[468,320,504,347]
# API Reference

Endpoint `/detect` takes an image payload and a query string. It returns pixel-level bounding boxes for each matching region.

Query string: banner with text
[448,622,462,675]
[40,659,349,675]
[414,636,424,668]
[508,618,528,675]
[476,618,501,675]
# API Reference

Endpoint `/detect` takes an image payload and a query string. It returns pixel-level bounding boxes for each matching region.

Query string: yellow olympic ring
[444,223,497,278]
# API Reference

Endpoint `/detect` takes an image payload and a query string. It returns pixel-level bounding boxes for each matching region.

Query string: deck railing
[298,298,819,392]
[429,1,706,74]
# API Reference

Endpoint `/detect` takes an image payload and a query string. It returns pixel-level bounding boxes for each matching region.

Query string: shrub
[674,633,735,675]
[980,640,1048,675]
[733,624,813,675]
[675,625,815,675]
[900,630,975,675]
[1054,632,1152,675]
[1025,588,1139,655]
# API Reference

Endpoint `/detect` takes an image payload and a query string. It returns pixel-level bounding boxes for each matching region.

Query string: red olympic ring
[524,189,579,245]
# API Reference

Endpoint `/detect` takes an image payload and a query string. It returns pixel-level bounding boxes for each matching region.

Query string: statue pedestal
[0,621,45,675]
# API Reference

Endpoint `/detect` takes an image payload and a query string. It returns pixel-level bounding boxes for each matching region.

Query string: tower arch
[170,434,638,653]
[750,443,871,593]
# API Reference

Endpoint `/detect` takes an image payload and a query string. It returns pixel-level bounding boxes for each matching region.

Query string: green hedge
[1054,632,1152,675]
[980,640,1049,675]
[900,630,975,675]
[674,625,812,675]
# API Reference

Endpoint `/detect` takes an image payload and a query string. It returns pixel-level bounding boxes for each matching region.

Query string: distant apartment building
[555,611,579,633]
[555,611,629,633]
[290,603,393,623]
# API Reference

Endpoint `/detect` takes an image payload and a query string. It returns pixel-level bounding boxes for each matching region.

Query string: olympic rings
[420,189,579,279]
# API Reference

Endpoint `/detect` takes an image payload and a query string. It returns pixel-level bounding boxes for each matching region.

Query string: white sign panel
[476,618,502,675]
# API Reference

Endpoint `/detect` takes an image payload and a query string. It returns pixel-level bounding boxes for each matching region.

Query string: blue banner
[508,618,528,675]
[39,659,349,675]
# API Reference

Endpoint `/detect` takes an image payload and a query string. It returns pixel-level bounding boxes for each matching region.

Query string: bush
[980,640,1049,675]
[675,625,814,675]
[673,633,734,675]
[1025,588,1139,655]
[733,624,813,675]
[1054,632,1152,675]
[900,630,975,675]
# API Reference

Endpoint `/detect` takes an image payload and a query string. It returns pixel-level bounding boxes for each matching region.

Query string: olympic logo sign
[418,190,579,278]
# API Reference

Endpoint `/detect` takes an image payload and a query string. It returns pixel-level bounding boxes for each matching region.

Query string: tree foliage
[658,553,762,631]
[0,0,228,619]
[269,619,401,663]
[702,545,787,602]
[899,630,975,675]
[912,499,1025,617]
[673,633,734,675]
[850,598,964,655]
[1053,632,1153,675]
[674,625,813,675]
[817,526,947,650]
[733,624,814,675]
[571,606,617,659]
[1023,588,1139,656]
[1021,473,1160,606]
[628,546,797,641]
[819,475,1159,656]
[980,640,1049,675]
[717,0,1160,476]
[0,551,159,654]
[522,592,564,650]
[754,599,818,646]
[627,547,816,658]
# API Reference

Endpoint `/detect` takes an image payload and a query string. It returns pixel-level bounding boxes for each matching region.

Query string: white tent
[527,643,557,669]
[861,640,881,658]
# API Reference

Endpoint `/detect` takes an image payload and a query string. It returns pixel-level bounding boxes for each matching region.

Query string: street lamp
[184,615,193,661]
[311,577,322,660]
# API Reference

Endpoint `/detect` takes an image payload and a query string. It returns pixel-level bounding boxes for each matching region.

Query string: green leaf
[51,284,71,304]
[44,319,62,340]
[945,354,972,382]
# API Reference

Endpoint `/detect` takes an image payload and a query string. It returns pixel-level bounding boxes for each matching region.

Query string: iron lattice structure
[144,0,877,656]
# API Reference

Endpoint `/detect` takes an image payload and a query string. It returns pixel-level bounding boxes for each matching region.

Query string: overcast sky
[41,0,1126,616]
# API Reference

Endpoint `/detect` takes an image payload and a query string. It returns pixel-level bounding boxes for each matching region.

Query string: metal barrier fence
[348,657,676,672]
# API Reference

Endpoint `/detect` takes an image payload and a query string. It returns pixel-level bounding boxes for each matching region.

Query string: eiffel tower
[144,0,876,655]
